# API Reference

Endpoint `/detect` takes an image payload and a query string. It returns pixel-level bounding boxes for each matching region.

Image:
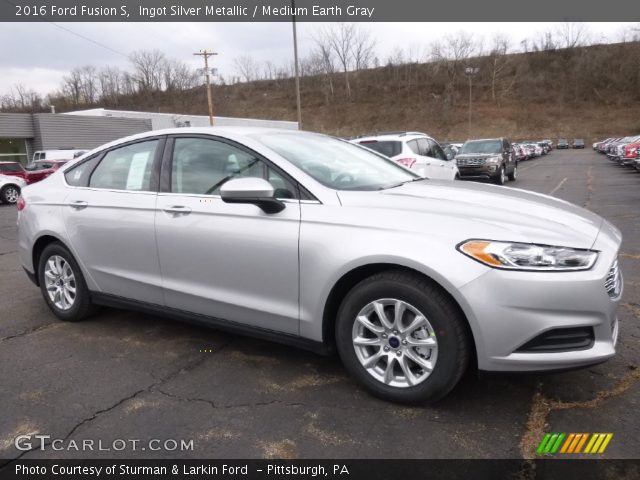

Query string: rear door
[62,138,165,304]
[154,135,301,334]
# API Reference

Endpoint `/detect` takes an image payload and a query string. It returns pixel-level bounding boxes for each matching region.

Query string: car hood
[337,180,604,249]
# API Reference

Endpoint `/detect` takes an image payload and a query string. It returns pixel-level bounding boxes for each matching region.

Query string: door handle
[163,205,192,215]
[68,200,88,210]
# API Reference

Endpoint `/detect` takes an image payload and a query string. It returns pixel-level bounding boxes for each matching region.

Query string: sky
[0,22,636,97]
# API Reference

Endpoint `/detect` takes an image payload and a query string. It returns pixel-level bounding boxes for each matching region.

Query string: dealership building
[0,109,297,165]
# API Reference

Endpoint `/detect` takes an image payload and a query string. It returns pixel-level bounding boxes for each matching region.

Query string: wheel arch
[321,262,478,368]
[31,234,68,286]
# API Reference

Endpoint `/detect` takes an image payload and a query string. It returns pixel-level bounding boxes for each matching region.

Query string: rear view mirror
[220,177,285,214]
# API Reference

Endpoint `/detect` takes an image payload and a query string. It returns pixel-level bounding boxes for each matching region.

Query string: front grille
[605,260,622,299]
[515,327,595,353]
[457,158,485,167]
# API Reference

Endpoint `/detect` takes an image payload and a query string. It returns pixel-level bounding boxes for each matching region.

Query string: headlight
[458,240,598,271]
[485,156,501,164]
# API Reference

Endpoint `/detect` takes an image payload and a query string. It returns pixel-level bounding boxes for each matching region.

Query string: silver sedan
[17,128,623,403]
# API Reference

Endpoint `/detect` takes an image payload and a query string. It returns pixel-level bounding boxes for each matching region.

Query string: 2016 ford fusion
[17,128,623,403]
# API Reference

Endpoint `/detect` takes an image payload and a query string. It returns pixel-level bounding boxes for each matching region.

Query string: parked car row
[351,132,530,186]
[594,135,640,170]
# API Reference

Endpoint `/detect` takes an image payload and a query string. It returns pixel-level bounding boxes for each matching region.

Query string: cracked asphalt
[0,148,638,460]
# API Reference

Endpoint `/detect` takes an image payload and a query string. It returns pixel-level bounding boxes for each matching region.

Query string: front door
[154,136,301,334]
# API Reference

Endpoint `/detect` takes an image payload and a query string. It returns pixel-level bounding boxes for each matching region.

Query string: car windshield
[459,140,502,155]
[254,132,417,191]
[357,140,402,158]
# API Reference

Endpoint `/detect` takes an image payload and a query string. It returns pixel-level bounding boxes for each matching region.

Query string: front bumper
[457,229,622,372]
[620,157,636,166]
[457,165,499,180]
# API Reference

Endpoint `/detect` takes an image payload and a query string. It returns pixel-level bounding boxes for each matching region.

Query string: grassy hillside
[18,41,640,144]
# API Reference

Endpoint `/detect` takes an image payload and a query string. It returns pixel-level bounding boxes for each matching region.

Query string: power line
[49,22,130,59]
[1,0,129,58]
[49,22,129,58]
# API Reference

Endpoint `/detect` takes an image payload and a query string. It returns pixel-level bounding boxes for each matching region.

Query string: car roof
[464,138,503,142]
[354,132,431,142]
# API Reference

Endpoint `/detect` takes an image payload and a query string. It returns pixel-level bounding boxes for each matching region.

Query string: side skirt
[90,292,333,356]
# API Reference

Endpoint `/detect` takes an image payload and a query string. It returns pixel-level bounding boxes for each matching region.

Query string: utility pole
[465,67,479,137]
[291,0,302,129]
[194,49,218,126]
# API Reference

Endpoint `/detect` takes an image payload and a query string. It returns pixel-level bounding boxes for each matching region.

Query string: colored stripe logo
[536,433,613,455]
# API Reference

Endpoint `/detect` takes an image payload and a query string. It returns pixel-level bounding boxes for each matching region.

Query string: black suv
[572,139,585,149]
[557,139,569,149]
[455,138,517,185]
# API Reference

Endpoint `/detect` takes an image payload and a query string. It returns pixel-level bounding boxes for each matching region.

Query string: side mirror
[220,177,285,214]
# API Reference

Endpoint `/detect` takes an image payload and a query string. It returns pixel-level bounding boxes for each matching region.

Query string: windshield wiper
[379,177,426,190]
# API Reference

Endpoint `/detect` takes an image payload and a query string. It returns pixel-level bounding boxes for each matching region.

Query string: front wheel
[335,271,471,404]
[0,185,20,204]
[37,242,96,322]
[494,166,506,185]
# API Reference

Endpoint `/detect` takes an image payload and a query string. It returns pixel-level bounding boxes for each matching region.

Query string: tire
[37,242,96,322]
[0,184,20,204]
[335,270,471,404]
[508,164,518,181]
[494,166,505,185]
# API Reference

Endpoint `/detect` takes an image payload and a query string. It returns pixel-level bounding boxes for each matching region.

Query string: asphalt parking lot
[0,148,638,460]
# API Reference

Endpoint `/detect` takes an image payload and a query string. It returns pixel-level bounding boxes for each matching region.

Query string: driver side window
[170,137,298,199]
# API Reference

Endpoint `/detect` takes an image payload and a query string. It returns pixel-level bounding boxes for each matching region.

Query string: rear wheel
[508,164,518,181]
[37,242,96,322]
[335,271,471,404]
[0,185,20,204]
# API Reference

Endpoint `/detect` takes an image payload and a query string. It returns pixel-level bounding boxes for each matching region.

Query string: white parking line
[548,177,567,196]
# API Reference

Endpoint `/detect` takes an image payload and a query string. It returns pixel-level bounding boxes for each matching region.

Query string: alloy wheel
[351,298,438,388]
[44,255,77,311]
[4,187,19,204]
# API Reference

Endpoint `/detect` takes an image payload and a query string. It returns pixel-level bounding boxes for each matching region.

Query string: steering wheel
[334,172,355,184]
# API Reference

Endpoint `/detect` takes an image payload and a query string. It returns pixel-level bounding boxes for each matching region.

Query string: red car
[0,160,68,184]
[0,161,31,182]
[24,160,69,183]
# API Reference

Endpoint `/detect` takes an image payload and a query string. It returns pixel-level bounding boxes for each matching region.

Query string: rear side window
[89,140,158,191]
[64,156,101,186]
[358,140,401,158]
[1,163,24,173]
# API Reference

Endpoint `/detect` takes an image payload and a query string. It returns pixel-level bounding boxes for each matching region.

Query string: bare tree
[555,22,590,49]
[130,50,166,91]
[162,58,198,91]
[352,26,376,71]
[233,55,260,82]
[489,34,510,102]
[98,66,122,104]
[61,68,83,105]
[317,23,357,99]
[430,31,476,105]
[79,65,98,103]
